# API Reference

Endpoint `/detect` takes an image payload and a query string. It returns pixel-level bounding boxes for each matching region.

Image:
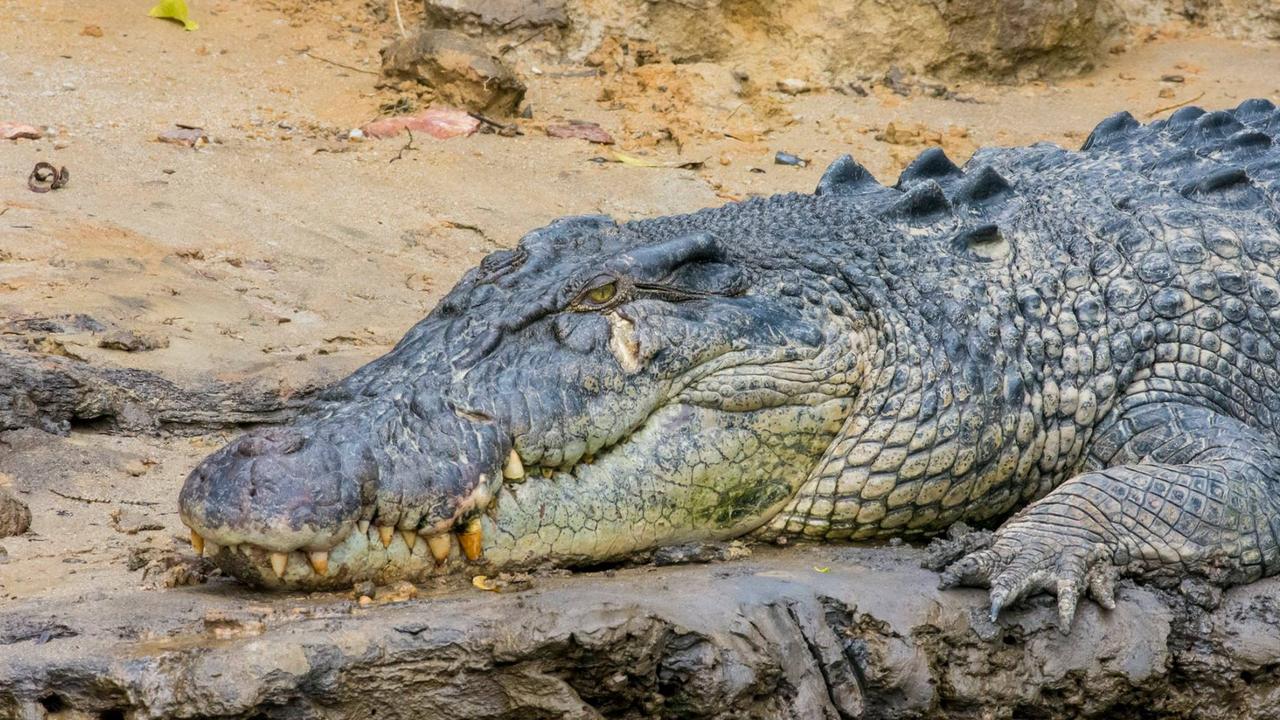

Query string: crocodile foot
[938,518,1120,633]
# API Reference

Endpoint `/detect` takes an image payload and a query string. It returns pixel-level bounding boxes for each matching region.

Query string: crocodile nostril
[235,428,307,457]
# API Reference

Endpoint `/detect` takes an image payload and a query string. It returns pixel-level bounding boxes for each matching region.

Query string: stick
[390,129,417,163]
[1146,91,1206,119]
[392,0,407,38]
[306,52,380,76]
[50,489,159,507]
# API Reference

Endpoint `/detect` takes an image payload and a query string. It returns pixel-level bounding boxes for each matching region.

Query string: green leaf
[149,0,199,31]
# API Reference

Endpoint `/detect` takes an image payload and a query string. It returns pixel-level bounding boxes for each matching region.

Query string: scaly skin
[181,100,1280,632]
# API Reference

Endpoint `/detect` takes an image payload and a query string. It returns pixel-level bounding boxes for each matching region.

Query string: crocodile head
[180,199,882,589]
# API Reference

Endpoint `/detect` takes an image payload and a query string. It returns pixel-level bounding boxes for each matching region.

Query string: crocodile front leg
[940,403,1280,631]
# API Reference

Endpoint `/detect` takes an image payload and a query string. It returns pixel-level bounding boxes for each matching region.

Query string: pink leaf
[1,122,42,141]
[361,109,480,140]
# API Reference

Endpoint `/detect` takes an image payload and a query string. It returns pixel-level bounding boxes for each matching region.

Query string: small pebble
[774,151,808,167]
[777,78,809,95]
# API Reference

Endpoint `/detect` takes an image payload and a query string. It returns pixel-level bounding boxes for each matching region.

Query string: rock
[0,347,319,435]
[776,77,810,95]
[545,120,614,144]
[1,545,1277,718]
[156,125,207,148]
[97,329,170,352]
[0,488,30,538]
[380,30,526,116]
[424,0,568,31]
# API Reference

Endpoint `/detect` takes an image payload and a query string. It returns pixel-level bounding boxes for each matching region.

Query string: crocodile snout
[178,424,367,581]
[179,398,507,588]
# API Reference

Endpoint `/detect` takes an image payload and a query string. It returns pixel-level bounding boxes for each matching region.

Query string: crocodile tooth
[240,544,253,556]
[378,525,394,548]
[401,529,418,550]
[541,467,554,479]
[307,551,329,575]
[424,533,451,563]
[206,542,221,557]
[270,552,288,578]
[503,449,525,480]
[358,520,370,535]
[458,519,483,561]
[190,530,205,556]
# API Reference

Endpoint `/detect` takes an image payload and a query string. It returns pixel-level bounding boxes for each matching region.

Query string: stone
[380,30,526,116]
[97,329,170,352]
[423,0,568,31]
[0,488,29,538]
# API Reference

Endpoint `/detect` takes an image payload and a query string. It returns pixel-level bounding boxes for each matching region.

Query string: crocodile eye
[586,282,617,305]
[573,277,621,310]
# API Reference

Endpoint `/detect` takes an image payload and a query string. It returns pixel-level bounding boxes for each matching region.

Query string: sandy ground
[0,0,1278,610]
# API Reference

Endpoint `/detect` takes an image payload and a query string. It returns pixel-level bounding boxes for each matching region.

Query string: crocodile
[180,99,1280,631]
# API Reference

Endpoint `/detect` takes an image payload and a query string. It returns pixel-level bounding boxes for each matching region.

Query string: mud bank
[2,545,1277,719]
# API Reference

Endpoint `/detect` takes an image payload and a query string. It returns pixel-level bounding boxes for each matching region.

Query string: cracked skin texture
[180,99,1280,632]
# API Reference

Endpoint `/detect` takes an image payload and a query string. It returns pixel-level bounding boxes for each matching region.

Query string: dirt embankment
[1,0,1279,717]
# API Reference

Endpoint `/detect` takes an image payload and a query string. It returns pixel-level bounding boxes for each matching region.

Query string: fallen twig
[1146,91,1206,119]
[390,129,417,163]
[501,26,549,55]
[467,112,521,136]
[392,0,407,38]
[50,489,159,507]
[306,52,380,76]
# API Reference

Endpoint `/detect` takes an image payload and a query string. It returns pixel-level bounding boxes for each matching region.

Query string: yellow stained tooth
[401,530,418,550]
[240,544,253,556]
[308,551,329,575]
[424,533,451,564]
[458,519,483,561]
[358,520,370,535]
[270,552,288,578]
[540,467,553,479]
[190,530,205,556]
[378,525,394,548]
[503,449,525,480]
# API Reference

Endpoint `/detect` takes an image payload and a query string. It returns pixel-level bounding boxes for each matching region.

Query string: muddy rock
[1,545,1277,719]
[380,29,526,116]
[97,329,170,352]
[423,0,569,32]
[0,348,318,435]
[0,487,30,538]
[450,0,1277,87]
